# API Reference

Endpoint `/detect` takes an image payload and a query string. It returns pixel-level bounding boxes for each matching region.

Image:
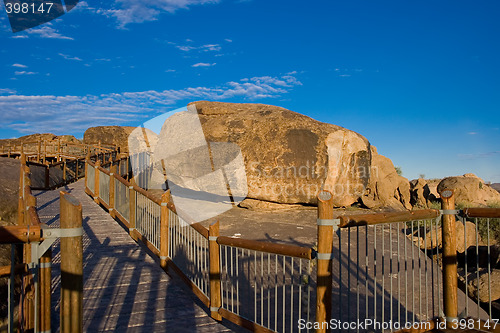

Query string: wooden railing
[322,189,500,333]
[86,157,500,333]
[1,139,120,191]
[85,159,316,333]
[0,154,84,333]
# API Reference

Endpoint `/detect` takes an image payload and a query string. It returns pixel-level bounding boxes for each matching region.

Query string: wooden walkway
[34,179,243,332]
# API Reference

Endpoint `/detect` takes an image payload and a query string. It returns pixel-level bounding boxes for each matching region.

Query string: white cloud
[59,53,83,61]
[0,88,16,95]
[12,64,27,68]
[14,71,37,75]
[11,35,29,39]
[174,43,221,52]
[468,132,478,135]
[165,69,176,72]
[27,25,74,40]
[192,62,216,67]
[99,0,221,28]
[0,73,302,134]
[224,39,232,43]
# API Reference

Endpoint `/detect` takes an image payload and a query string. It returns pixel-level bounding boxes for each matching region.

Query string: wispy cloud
[10,35,29,39]
[192,62,216,67]
[0,88,16,95]
[98,0,221,28]
[224,39,232,43]
[458,151,500,160]
[468,132,478,135]
[59,53,83,61]
[12,64,27,68]
[165,69,176,72]
[0,73,302,134]
[14,71,37,75]
[27,25,74,40]
[180,44,220,52]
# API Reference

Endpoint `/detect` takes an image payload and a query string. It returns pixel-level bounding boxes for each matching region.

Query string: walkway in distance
[34,179,244,332]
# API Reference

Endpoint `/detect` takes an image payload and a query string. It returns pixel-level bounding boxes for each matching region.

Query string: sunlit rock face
[183,101,410,210]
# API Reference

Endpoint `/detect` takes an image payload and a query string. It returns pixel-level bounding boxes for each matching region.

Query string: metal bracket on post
[440,209,461,216]
[30,226,84,264]
[317,218,340,231]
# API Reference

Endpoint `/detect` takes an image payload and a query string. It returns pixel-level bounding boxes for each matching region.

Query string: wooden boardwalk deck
[34,179,243,332]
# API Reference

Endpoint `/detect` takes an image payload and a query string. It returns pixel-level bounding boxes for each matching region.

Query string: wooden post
[94,160,101,203]
[42,140,47,164]
[75,158,80,180]
[63,157,67,184]
[129,177,136,234]
[316,190,334,333]
[18,154,26,225]
[109,164,116,218]
[60,192,83,333]
[39,248,52,332]
[441,188,458,321]
[57,138,61,161]
[160,190,171,269]
[37,140,41,162]
[44,165,50,189]
[209,221,222,321]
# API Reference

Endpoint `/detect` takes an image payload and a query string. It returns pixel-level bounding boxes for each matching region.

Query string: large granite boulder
[150,101,410,209]
[0,133,80,150]
[409,178,433,208]
[83,126,156,153]
[437,174,500,206]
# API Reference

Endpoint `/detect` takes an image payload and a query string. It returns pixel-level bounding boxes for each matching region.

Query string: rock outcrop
[83,126,157,153]
[410,219,484,253]
[153,101,411,209]
[437,174,500,206]
[0,133,80,148]
[83,101,413,209]
[410,178,433,208]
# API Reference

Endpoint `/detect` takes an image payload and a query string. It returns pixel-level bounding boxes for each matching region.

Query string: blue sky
[0,0,499,182]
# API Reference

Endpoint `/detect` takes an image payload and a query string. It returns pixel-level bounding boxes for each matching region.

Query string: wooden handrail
[339,209,440,228]
[0,225,42,243]
[191,223,209,239]
[0,263,28,278]
[463,208,500,218]
[132,183,162,205]
[217,236,313,259]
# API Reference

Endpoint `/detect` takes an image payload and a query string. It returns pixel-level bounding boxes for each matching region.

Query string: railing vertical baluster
[129,178,136,235]
[94,160,100,203]
[109,164,116,218]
